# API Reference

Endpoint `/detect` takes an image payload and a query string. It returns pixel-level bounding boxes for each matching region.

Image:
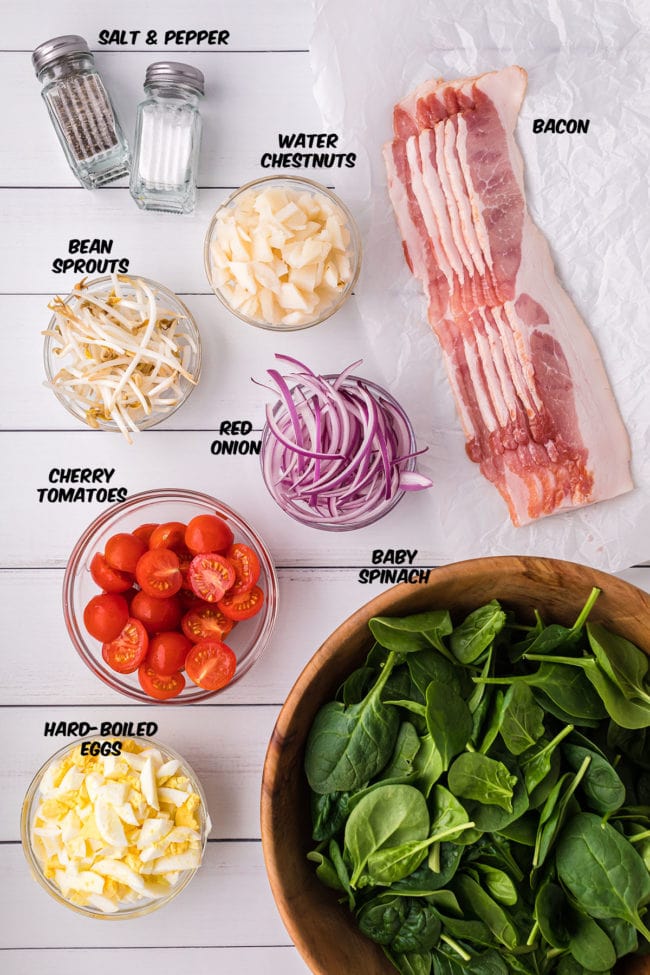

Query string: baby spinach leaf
[310,789,351,842]
[533,757,590,869]
[329,837,355,908]
[482,664,607,722]
[381,722,422,781]
[407,649,462,701]
[562,741,625,814]
[453,873,518,949]
[339,665,376,705]
[557,958,605,975]
[370,611,454,660]
[521,724,573,795]
[599,916,638,958]
[587,623,650,704]
[411,733,443,798]
[450,601,506,664]
[344,784,429,887]
[468,775,529,833]
[499,683,545,756]
[472,862,518,905]
[392,901,442,953]
[392,843,463,894]
[425,682,472,770]
[557,812,650,941]
[429,785,476,844]
[435,913,493,948]
[448,753,517,812]
[306,848,344,891]
[520,588,599,663]
[478,690,507,754]
[567,912,616,972]
[386,949,432,975]
[357,892,407,944]
[607,722,650,769]
[534,881,571,948]
[365,823,476,887]
[358,894,441,953]
[525,653,650,729]
[305,651,400,793]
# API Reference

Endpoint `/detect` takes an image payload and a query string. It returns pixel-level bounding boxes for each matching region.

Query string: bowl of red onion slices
[257,356,432,530]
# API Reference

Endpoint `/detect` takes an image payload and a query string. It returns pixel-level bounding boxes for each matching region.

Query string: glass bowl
[203,175,362,332]
[21,735,210,919]
[260,376,417,531]
[63,489,278,702]
[43,275,202,435]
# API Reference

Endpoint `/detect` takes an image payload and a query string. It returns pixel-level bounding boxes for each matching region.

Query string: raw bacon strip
[384,66,632,524]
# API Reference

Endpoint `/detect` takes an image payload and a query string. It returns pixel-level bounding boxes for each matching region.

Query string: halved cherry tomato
[227,543,261,596]
[185,639,236,691]
[181,605,235,643]
[90,552,132,593]
[136,549,183,598]
[84,593,130,642]
[131,591,182,634]
[105,532,147,574]
[132,523,159,545]
[175,548,194,589]
[188,553,236,603]
[218,585,265,621]
[179,587,203,611]
[146,631,192,676]
[102,618,149,674]
[185,514,234,556]
[149,522,187,552]
[138,662,185,699]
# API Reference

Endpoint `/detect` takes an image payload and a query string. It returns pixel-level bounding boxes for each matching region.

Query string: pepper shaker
[130,62,204,214]
[32,35,130,189]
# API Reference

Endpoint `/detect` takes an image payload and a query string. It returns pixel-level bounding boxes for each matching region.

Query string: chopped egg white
[209,185,356,327]
[29,740,206,913]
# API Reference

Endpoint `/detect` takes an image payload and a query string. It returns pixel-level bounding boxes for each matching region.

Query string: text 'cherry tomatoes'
[84,593,129,642]
[218,585,265,621]
[135,548,183,598]
[185,640,236,691]
[188,553,236,603]
[102,618,149,674]
[185,514,234,556]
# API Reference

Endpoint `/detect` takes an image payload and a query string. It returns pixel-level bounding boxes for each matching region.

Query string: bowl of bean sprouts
[42,274,201,443]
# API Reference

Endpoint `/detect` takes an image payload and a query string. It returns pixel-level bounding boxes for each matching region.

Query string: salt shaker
[32,35,130,189]
[130,62,204,214]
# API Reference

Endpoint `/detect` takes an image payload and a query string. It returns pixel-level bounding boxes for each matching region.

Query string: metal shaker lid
[32,35,92,75]
[145,61,205,95]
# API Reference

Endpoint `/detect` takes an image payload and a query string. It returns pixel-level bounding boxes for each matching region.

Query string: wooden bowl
[261,556,650,975]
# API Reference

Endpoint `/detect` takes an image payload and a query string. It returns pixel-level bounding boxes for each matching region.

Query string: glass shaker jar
[130,62,204,215]
[32,35,130,189]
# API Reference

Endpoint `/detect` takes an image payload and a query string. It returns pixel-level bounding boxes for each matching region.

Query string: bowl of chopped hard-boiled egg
[204,175,362,330]
[21,736,210,918]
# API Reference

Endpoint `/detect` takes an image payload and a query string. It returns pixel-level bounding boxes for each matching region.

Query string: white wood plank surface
[2,1,649,973]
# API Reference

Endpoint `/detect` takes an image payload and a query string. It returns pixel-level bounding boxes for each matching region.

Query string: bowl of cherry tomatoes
[63,489,278,703]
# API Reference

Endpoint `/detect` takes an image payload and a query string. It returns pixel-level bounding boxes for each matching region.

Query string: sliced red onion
[257,356,432,529]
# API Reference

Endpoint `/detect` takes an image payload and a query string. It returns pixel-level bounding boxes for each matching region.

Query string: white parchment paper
[310,0,650,572]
